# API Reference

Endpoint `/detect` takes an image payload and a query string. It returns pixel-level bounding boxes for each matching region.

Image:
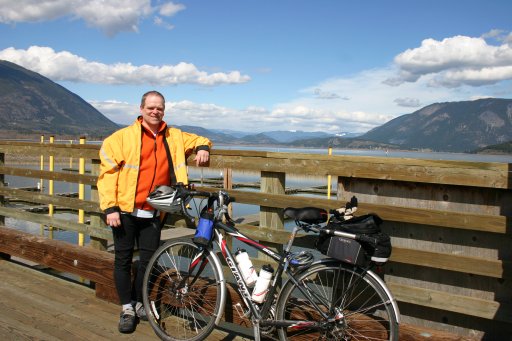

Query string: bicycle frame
[211,219,284,322]
[206,220,365,331]
[186,194,352,329]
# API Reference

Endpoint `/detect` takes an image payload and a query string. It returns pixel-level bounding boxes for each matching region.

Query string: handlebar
[174,184,234,222]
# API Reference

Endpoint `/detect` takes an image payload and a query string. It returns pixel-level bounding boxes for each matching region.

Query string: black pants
[112,214,161,305]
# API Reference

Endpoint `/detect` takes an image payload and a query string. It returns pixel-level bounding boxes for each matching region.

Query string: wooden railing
[0,139,510,338]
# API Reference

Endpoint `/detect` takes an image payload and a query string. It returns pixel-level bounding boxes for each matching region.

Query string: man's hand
[106,212,121,227]
[194,150,210,166]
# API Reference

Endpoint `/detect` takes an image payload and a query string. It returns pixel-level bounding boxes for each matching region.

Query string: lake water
[215,144,512,163]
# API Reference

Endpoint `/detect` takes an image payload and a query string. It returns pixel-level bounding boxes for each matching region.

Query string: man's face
[140,94,165,127]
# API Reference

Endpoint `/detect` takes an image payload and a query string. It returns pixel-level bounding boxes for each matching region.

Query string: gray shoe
[118,310,137,333]
[136,305,148,321]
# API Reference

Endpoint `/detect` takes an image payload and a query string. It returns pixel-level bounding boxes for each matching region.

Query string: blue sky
[1,0,511,134]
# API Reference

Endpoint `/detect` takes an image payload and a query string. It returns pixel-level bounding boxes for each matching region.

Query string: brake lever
[181,200,196,223]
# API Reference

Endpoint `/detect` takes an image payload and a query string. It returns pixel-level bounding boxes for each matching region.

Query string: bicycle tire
[142,241,223,341]
[275,262,399,340]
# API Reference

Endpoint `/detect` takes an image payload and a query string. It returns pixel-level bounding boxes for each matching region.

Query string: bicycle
[142,184,400,340]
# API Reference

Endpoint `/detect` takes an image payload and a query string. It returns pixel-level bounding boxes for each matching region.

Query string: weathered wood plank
[0,165,97,185]
[214,226,509,278]
[0,141,99,159]
[0,226,113,285]
[0,203,508,279]
[1,183,508,234]
[0,260,249,341]
[207,153,510,189]
[197,186,509,233]
[390,247,507,278]
[0,186,101,212]
[0,206,110,239]
[389,282,512,323]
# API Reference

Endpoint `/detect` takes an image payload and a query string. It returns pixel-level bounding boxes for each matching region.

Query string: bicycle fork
[188,246,227,327]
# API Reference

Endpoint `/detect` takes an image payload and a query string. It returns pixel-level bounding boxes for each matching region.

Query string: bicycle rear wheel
[276,262,399,340]
[142,241,223,341]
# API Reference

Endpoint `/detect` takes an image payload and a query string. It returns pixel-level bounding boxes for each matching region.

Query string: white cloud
[386,33,512,87]
[0,0,182,36]
[89,100,138,124]
[0,0,70,22]
[154,16,175,30]
[0,46,251,86]
[168,101,267,130]
[314,88,345,100]
[256,60,508,133]
[159,2,185,17]
[434,65,512,87]
[154,1,185,30]
[394,97,422,108]
[88,57,507,134]
[481,29,506,40]
[89,98,261,130]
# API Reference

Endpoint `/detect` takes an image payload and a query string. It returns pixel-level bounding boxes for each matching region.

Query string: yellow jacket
[97,118,212,214]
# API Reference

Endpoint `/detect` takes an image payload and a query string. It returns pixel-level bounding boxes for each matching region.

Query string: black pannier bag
[316,214,392,266]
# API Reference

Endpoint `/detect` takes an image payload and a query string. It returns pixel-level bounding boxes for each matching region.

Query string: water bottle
[251,264,274,303]
[193,207,214,246]
[235,249,258,287]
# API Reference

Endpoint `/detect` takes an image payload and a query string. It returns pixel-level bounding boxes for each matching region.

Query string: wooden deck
[0,258,476,341]
[0,259,253,341]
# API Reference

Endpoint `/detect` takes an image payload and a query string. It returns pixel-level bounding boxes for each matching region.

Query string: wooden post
[223,167,233,248]
[39,134,44,191]
[90,158,108,251]
[259,171,285,264]
[0,151,4,227]
[69,139,73,169]
[327,146,332,200]
[48,135,55,239]
[78,136,86,247]
[40,135,45,236]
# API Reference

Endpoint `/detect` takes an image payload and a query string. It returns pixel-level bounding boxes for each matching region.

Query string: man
[97,90,211,333]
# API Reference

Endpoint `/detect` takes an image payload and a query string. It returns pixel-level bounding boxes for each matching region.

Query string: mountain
[176,125,240,144]
[288,135,399,150]
[360,98,512,152]
[260,130,333,143]
[210,129,250,139]
[209,129,358,143]
[472,141,512,154]
[179,126,281,145]
[0,60,119,138]
[2,61,510,154]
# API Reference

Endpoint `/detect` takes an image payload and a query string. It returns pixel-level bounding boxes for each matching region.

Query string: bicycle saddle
[283,207,328,224]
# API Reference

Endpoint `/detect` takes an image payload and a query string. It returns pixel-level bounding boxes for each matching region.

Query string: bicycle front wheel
[276,262,399,340]
[142,241,223,341]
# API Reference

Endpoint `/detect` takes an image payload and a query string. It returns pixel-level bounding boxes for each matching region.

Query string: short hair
[140,90,165,109]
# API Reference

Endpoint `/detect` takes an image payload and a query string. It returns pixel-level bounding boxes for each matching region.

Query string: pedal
[233,303,249,319]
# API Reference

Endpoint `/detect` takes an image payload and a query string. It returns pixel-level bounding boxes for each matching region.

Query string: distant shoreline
[2,140,511,165]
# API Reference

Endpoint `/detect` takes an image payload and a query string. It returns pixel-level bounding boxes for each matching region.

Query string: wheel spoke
[143,241,223,340]
[276,264,398,341]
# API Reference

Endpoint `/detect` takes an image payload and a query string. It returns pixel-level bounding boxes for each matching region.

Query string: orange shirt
[135,123,170,211]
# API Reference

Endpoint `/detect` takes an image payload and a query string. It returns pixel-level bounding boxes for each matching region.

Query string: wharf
[0,259,253,341]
